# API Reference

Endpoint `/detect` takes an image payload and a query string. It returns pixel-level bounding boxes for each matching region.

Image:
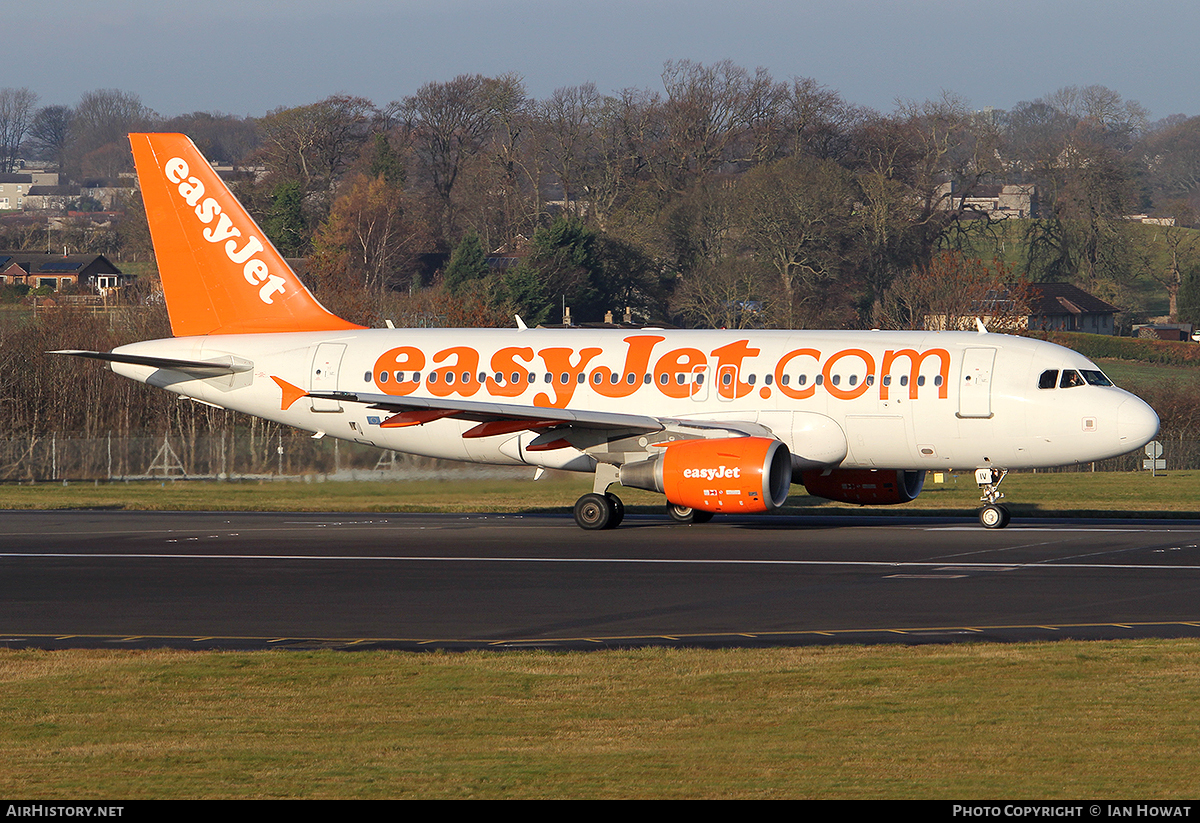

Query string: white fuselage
[111,328,1160,475]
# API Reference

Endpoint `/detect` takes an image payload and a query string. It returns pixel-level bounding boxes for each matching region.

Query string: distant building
[1133,323,1194,342]
[0,174,32,210]
[924,282,1119,335]
[935,182,1037,219]
[1026,283,1119,335]
[0,253,134,294]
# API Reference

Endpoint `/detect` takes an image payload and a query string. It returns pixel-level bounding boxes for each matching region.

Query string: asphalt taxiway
[3,510,1200,650]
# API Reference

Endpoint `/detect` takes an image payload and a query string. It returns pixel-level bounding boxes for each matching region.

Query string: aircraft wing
[309,390,774,439]
[309,390,666,433]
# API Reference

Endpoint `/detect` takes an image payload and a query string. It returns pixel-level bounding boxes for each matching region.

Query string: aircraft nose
[1117,396,1160,451]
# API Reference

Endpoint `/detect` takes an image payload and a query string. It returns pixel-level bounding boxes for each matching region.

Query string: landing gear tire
[605,493,625,528]
[979,504,1010,529]
[667,503,714,524]
[574,493,616,530]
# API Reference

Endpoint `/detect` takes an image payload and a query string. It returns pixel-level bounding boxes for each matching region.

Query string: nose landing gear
[975,468,1010,529]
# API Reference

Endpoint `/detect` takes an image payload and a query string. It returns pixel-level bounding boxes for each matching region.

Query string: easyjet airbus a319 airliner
[59,134,1160,530]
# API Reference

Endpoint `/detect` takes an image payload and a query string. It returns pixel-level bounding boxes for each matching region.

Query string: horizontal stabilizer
[51,350,254,377]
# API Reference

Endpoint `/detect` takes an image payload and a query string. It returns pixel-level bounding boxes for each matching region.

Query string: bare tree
[401,74,525,236]
[256,95,377,196]
[540,83,602,219]
[27,105,72,173]
[0,87,38,173]
[732,155,857,327]
[71,89,155,179]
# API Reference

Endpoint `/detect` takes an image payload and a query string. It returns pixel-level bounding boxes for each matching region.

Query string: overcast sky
[8,0,1199,121]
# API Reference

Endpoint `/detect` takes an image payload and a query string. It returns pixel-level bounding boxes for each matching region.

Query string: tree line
[2,68,1200,331]
[2,67,1200,441]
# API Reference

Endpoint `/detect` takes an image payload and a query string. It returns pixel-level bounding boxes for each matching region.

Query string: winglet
[130,133,365,337]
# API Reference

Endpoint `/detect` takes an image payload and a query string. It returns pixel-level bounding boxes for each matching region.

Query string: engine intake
[620,436,791,514]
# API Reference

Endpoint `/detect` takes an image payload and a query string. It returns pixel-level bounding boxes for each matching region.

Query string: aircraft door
[310,342,347,412]
[958,347,996,418]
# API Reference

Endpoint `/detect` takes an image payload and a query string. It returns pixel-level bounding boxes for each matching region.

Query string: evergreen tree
[368,133,406,186]
[443,231,489,295]
[1179,264,1200,327]
[264,181,308,257]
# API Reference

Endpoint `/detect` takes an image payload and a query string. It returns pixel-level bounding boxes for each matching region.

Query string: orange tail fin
[129,133,364,336]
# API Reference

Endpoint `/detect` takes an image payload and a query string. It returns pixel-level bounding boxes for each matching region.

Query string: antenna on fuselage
[975,317,988,334]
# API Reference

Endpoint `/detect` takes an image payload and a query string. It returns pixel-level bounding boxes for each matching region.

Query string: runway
[3,510,1200,650]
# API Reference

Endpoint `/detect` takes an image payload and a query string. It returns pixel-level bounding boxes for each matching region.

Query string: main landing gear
[572,464,717,529]
[975,468,1011,529]
[572,492,625,530]
[666,503,714,524]
[571,492,718,529]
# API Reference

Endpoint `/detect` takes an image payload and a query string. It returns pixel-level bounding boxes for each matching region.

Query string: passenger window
[1038,370,1058,390]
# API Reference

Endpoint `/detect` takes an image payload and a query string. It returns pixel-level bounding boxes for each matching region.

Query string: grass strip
[0,471,1195,517]
[1,642,1198,799]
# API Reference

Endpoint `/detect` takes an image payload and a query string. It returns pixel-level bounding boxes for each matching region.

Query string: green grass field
[2,642,1199,799]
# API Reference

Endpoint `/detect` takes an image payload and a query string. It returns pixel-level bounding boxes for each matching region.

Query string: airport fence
[0,433,1195,484]
[0,432,532,483]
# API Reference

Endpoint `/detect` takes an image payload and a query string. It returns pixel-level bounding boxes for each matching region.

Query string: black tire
[979,504,1009,529]
[605,493,625,528]
[574,493,614,530]
[667,503,714,524]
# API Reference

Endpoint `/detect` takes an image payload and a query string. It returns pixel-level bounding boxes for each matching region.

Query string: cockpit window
[1080,370,1113,386]
[1038,369,1059,390]
[1059,370,1085,388]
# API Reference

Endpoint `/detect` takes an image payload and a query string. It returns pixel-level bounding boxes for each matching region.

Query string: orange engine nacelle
[620,437,791,514]
[800,469,925,505]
